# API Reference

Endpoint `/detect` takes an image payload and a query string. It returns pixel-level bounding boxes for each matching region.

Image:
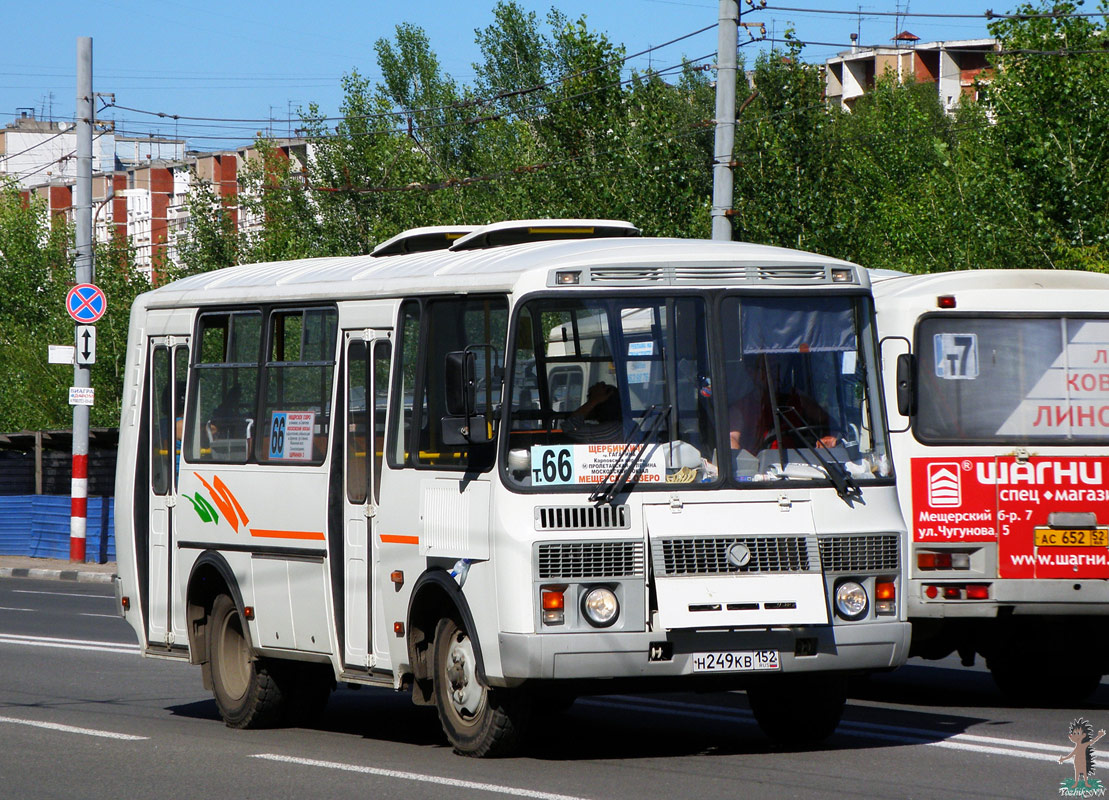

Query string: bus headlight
[581,586,619,628]
[834,580,869,620]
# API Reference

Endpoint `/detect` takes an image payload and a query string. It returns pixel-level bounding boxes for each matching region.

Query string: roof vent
[371,225,477,257]
[449,219,640,252]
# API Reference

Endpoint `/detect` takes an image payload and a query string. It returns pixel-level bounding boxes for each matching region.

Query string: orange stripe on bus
[380,534,419,545]
[250,528,326,541]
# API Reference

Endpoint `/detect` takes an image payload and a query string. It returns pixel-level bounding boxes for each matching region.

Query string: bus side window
[259,307,338,465]
[188,311,262,464]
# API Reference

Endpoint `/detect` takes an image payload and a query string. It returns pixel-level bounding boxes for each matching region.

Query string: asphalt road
[1,576,1105,800]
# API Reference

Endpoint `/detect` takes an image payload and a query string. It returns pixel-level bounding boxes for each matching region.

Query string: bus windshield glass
[503,293,891,490]
[915,315,1109,443]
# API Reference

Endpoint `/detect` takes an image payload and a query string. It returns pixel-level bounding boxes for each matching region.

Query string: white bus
[874,269,1109,702]
[114,219,909,756]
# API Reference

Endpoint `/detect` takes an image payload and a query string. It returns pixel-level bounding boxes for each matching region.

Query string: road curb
[0,567,115,584]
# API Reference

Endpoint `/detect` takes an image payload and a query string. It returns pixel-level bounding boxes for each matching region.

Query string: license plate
[690,649,780,673]
[1034,528,1109,547]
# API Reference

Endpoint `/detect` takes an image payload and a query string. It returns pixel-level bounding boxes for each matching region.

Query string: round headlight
[835,580,869,620]
[582,586,619,627]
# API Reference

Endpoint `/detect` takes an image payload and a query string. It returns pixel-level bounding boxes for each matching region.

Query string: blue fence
[0,496,114,563]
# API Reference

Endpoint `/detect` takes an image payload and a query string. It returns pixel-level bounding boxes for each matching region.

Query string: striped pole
[71,37,93,564]
[70,453,88,561]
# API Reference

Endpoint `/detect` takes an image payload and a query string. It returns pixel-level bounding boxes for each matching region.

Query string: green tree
[981,0,1109,268]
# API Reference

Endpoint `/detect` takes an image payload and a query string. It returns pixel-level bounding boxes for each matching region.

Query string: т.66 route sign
[66,283,107,324]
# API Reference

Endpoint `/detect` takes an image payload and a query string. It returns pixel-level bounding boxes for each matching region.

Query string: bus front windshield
[503,294,891,491]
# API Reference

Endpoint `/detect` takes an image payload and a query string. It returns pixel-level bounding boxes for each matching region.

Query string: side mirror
[442,350,493,446]
[445,350,476,417]
[896,353,916,418]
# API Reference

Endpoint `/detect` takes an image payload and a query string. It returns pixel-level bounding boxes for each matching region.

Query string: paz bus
[873,269,1109,702]
[113,219,909,756]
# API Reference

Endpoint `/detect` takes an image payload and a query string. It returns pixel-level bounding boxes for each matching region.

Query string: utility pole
[71,37,94,563]
[711,1,739,241]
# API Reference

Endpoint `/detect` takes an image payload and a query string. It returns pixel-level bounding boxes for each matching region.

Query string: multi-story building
[825,33,998,113]
[6,105,309,278]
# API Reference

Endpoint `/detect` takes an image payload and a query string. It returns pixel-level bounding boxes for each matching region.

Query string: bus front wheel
[207,593,285,728]
[432,616,531,757]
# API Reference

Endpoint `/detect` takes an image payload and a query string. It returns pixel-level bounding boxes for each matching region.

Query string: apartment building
[7,108,309,277]
[825,33,998,112]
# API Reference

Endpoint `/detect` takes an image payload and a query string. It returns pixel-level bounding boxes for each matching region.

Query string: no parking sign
[66,283,107,324]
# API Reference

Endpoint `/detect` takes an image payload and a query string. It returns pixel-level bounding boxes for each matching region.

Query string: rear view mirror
[445,350,476,417]
[896,353,916,418]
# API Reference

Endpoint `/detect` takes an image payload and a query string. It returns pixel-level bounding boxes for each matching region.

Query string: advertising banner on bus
[910,456,1109,579]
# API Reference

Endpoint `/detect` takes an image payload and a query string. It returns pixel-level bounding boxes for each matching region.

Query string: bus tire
[748,674,846,747]
[432,616,531,757]
[207,593,285,729]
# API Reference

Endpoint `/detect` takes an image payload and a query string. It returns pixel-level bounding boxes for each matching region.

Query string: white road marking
[253,754,592,800]
[0,715,148,741]
[78,613,121,619]
[0,606,34,612]
[585,696,1109,767]
[0,633,139,655]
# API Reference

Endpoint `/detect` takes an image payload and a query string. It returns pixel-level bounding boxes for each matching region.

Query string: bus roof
[140,234,867,310]
[871,268,1109,298]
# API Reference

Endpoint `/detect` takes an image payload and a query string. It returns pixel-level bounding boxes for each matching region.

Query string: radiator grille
[538,541,646,579]
[535,505,630,531]
[653,536,820,576]
[818,534,900,573]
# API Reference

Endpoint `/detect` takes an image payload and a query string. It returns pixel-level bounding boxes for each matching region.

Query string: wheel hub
[444,633,483,718]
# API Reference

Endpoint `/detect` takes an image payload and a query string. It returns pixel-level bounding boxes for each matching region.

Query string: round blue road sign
[66,283,107,324]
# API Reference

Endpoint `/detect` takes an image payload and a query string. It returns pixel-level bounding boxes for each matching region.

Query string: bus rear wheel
[747,674,846,747]
[432,617,531,757]
[207,594,285,728]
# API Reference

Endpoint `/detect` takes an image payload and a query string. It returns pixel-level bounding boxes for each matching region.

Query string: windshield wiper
[590,404,671,506]
[770,404,861,504]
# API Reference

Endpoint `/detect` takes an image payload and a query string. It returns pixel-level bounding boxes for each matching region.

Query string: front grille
[653,536,820,576]
[537,541,646,579]
[535,504,630,531]
[819,534,900,572]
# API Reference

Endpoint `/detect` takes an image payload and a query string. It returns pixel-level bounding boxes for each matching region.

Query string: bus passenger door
[342,333,392,668]
[147,337,189,647]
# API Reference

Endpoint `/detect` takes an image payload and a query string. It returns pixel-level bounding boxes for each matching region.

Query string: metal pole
[711,0,739,241]
[71,36,94,562]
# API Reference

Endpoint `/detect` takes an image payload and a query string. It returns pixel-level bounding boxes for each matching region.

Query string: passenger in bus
[206,384,242,441]
[563,381,622,441]
[728,358,838,459]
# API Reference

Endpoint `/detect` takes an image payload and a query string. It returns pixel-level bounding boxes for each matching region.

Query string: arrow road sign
[66,283,107,324]
[75,325,96,365]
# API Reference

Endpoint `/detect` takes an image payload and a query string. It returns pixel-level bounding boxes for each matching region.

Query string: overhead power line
[761,4,1109,20]
[99,21,721,128]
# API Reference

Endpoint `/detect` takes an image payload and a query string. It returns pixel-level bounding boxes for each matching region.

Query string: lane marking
[0,607,34,612]
[584,696,1109,767]
[252,754,592,800]
[78,613,121,619]
[0,633,140,655]
[0,715,148,741]
[12,590,112,599]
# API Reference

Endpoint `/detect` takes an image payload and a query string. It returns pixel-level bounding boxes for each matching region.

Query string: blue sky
[1,1,1000,150]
